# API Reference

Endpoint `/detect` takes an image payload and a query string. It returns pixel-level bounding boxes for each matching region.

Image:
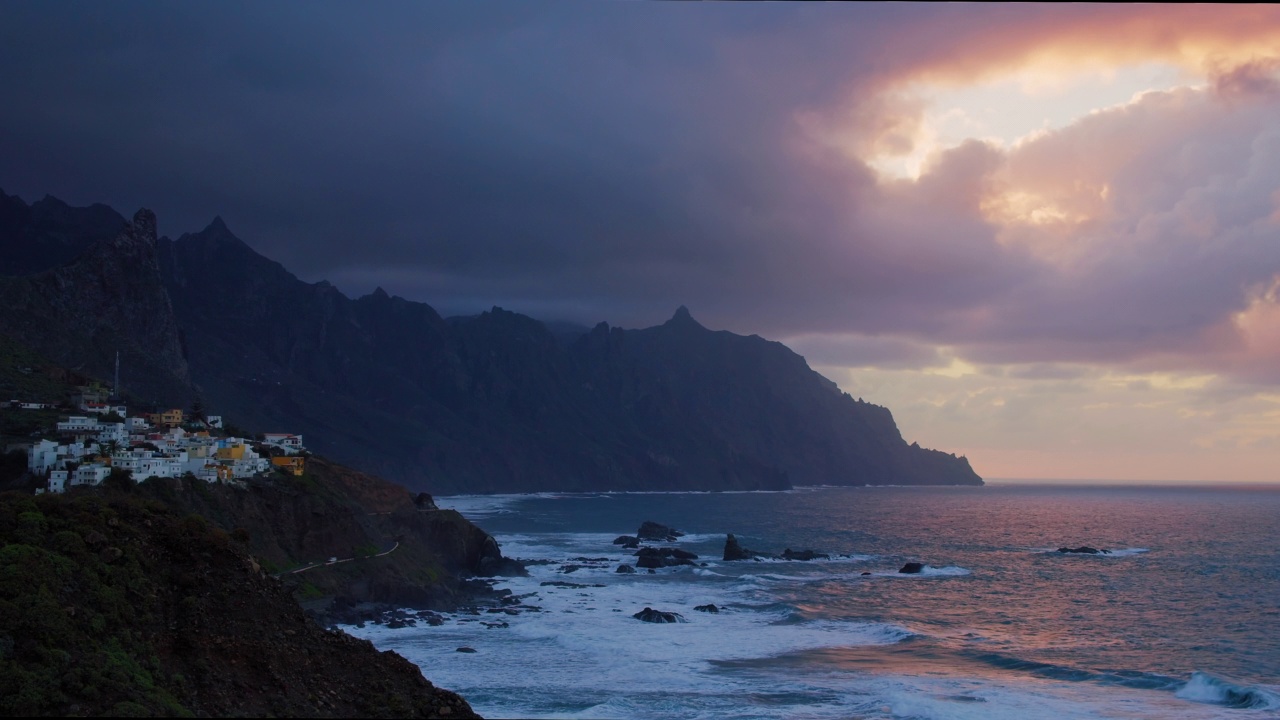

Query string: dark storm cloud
[0,1,951,327]
[4,2,1280,385]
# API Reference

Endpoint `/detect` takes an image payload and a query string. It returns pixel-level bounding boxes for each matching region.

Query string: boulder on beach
[637,521,684,542]
[1057,546,1111,554]
[633,607,686,623]
[898,562,925,574]
[723,533,761,561]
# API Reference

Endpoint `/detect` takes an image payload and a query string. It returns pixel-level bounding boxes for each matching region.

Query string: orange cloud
[872,5,1280,90]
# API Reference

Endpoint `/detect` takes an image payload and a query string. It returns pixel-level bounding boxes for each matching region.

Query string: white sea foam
[434,493,534,519]
[345,489,1272,720]
[1175,671,1280,710]
[345,526,918,718]
[855,565,972,578]
[1107,547,1150,557]
[1034,547,1151,557]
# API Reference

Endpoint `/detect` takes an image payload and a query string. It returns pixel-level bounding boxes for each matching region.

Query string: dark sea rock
[634,547,696,568]
[635,555,665,569]
[723,533,761,561]
[694,604,719,613]
[860,571,872,576]
[613,535,640,547]
[782,548,829,561]
[615,564,635,574]
[633,607,686,623]
[413,492,438,510]
[456,647,477,653]
[637,521,684,542]
[1058,546,1110,554]
[899,562,926,574]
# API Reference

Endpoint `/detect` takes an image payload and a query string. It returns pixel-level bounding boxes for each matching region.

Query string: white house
[57,416,100,433]
[27,440,61,475]
[71,464,110,487]
[48,470,68,494]
[205,415,224,429]
[262,433,305,454]
[126,416,149,431]
[96,423,128,445]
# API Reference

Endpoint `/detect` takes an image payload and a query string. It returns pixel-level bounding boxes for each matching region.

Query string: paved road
[278,541,400,577]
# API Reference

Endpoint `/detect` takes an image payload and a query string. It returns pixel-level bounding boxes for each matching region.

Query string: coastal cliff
[0,189,982,492]
[0,490,479,718]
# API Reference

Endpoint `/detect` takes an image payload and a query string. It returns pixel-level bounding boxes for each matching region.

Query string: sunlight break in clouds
[787,6,1280,481]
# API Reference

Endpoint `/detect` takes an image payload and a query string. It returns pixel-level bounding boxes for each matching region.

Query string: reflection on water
[345,485,1280,719]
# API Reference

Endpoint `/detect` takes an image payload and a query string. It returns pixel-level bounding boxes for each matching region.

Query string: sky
[3,3,1280,483]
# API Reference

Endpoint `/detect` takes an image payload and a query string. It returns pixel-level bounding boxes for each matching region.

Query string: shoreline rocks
[1057,546,1111,554]
[782,548,829,561]
[898,562,925,574]
[637,521,684,542]
[633,607,686,623]
[723,533,761,561]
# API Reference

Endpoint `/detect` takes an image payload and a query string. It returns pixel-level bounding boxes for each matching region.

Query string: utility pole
[114,351,120,399]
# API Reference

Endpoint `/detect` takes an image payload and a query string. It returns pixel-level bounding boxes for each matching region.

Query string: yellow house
[146,409,185,428]
[216,443,246,461]
[271,456,306,476]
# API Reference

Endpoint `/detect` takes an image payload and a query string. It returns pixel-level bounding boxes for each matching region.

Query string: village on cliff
[8,381,306,494]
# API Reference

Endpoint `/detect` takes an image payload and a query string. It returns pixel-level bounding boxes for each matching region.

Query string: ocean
[344,485,1280,719]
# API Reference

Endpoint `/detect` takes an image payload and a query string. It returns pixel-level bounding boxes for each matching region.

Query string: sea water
[344,485,1280,719]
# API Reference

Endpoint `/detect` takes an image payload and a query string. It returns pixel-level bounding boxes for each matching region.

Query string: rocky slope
[0,205,192,406]
[0,490,479,718]
[137,457,515,613]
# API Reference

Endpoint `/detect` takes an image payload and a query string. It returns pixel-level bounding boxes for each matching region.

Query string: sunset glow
[4,3,1280,483]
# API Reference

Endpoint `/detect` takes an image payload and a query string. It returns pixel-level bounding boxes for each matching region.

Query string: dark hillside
[0,491,478,718]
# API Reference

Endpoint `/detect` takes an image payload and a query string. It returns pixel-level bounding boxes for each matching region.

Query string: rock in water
[694,604,719,613]
[637,521,684,541]
[615,564,636,574]
[612,535,640,547]
[633,607,686,623]
[723,533,759,561]
[781,548,829,561]
[899,562,925,574]
[1057,546,1109,554]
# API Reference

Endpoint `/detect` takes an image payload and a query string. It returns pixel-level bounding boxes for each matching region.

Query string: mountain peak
[665,305,704,330]
[206,215,229,233]
[126,208,158,245]
[372,286,390,300]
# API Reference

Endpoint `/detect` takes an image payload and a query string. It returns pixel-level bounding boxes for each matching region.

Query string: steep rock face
[0,208,192,405]
[2,193,982,491]
[137,457,509,608]
[156,218,473,483]
[0,189,126,277]
[570,309,982,486]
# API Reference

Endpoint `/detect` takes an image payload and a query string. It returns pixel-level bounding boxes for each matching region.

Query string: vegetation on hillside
[0,489,478,717]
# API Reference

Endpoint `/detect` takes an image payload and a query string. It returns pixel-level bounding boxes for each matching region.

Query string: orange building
[271,456,306,476]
